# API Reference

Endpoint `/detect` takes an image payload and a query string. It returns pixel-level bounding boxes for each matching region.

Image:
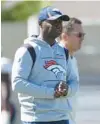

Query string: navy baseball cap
[38,6,70,24]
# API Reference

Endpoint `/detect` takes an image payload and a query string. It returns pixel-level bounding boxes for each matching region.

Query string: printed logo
[48,12,52,18]
[52,8,60,13]
[44,60,66,80]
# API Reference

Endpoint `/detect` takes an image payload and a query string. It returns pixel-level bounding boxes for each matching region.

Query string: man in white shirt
[59,17,85,124]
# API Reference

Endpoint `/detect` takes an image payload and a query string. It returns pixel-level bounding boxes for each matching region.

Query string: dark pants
[22,120,69,124]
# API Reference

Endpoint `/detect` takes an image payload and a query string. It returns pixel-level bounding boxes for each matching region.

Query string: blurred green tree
[1,1,51,22]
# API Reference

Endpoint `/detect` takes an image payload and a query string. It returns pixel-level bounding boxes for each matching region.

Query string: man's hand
[54,81,68,98]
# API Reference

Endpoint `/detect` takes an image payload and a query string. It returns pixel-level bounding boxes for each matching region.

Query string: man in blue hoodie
[12,6,79,124]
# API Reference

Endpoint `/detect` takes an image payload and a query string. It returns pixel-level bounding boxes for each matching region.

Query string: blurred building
[53,1,100,18]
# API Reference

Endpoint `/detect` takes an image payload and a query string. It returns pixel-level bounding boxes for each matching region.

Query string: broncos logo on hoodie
[44,60,66,80]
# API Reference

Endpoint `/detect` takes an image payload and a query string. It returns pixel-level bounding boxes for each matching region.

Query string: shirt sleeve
[66,57,79,97]
[11,47,54,99]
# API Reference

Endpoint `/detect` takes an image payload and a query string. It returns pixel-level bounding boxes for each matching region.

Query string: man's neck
[39,33,56,46]
[44,37,56,46]
[60,40,74,56]
[69,50,74,57]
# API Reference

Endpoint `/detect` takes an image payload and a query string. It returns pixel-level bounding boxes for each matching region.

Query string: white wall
[52,1,100,18]
[1,22,27,59]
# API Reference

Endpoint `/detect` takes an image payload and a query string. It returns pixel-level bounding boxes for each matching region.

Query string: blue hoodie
[12,37,79,122]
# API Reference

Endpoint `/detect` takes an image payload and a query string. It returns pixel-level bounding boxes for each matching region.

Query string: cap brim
[47,14,70,21]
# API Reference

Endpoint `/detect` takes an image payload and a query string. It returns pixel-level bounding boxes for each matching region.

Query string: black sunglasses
[71,32,85,38]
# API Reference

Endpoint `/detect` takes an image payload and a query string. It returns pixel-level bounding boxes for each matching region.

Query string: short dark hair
[62,17,82,33]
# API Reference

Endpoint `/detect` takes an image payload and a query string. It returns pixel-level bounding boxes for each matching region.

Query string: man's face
[41,18,63,39]
[67,23,85,51]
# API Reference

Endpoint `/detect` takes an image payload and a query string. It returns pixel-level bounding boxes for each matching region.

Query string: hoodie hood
[24,35,57,48]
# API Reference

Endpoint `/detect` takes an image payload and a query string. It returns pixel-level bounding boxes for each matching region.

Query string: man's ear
[61,33,68,40]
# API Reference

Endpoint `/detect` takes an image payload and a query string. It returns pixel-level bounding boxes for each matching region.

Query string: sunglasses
[71,32,85,38]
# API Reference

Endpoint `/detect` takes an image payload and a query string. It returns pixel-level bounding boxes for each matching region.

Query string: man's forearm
[12,77,54,99]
